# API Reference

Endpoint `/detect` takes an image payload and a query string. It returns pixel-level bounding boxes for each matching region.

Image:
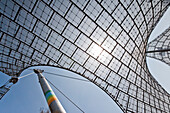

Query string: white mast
[34,69,66,113]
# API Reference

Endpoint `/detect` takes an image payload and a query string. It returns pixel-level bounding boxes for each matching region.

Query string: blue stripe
[45,91,54,99]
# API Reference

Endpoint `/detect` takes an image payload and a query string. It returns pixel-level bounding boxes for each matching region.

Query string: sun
[87,43,103,58]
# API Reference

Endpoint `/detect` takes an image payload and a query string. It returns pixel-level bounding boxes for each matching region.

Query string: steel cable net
[147,26,170,66]
[0,0,170,112]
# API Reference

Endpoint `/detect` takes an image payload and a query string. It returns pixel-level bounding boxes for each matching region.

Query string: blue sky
[0,67,122,113]
[0,7,170,113]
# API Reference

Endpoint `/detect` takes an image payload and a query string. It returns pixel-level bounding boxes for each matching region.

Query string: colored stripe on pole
[45,90,57,105]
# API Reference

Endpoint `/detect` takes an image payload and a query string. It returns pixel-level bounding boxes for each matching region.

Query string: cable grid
[147,26,170,66]
[0,0,170,112]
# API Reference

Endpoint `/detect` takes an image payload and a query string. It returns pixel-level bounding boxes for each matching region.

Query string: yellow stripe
[48,96,57,105]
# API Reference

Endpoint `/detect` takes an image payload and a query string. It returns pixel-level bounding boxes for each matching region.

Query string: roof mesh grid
[0,0,170,112]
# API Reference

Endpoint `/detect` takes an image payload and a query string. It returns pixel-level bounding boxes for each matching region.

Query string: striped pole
[34,69,66,113]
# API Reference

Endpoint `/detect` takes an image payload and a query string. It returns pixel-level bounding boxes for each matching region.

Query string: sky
[0,6,170,113]
[0,67,122,113]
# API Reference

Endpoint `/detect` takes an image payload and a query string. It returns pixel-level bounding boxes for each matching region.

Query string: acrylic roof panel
[0,0,170,112]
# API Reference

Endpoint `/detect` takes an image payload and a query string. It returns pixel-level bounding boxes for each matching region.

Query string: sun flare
[87,43,103,58]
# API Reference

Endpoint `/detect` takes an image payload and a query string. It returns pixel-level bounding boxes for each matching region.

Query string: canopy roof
[0,0,170,112]
[147,26,170,66]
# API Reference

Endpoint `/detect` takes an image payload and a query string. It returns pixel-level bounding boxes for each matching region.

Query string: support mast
[34,69,66,113]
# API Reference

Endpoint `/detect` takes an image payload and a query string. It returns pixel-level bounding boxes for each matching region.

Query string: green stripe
[47,94,55,102]
[45,90,52,96]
